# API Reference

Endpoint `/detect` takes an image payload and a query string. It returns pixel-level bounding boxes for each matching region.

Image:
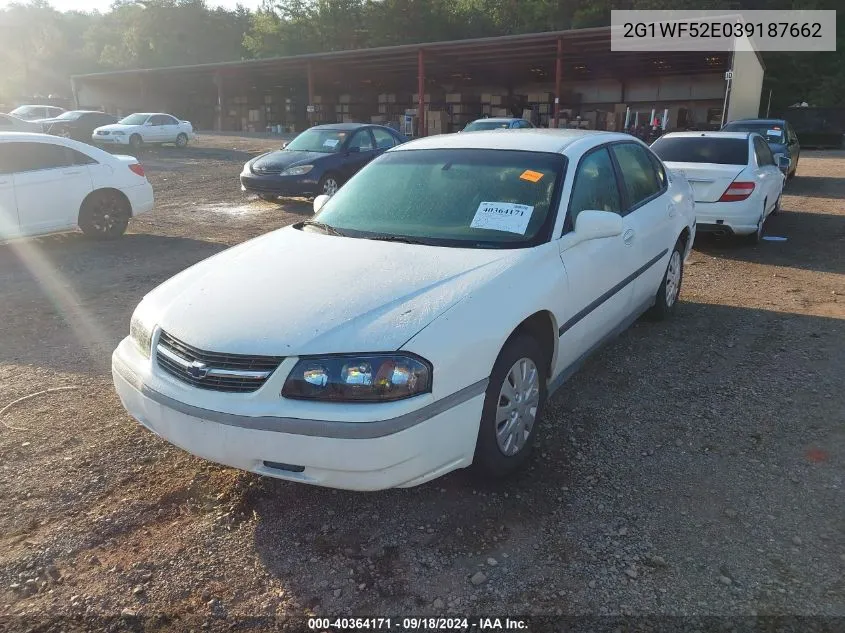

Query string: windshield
[651,137,749,165]
[312,148,565,248]
[464,120,512,131]
[119,114,150,125]
[56,111,83,121]
[285,128,349,153]
[9,106,41,120]
[722,122,784,143]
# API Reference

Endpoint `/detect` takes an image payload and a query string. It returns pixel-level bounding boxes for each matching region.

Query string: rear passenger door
[342,129,377,180]
[753,136,781,211]
[609,142,673,309]
[10,141,94,236]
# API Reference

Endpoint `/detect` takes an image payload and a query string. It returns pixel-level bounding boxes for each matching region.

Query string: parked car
[463,117,535,132]
[240,123,408,199]
[92,113,194,149]
[651,131,787,243]
[0,132,153,240]
[721,118,800,179]
[8,104,66,121]
[113,129,695,491]
[38,110,118,143]
[0,113,43,133]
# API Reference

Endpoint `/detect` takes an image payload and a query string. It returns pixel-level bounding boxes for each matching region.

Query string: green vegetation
[0,0,842,112]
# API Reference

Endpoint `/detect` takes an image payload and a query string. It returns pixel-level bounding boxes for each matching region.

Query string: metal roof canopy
[72,26,732,89]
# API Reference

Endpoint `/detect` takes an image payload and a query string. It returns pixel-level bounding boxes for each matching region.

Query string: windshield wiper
[365,235,431,245]
[299,220,348,237]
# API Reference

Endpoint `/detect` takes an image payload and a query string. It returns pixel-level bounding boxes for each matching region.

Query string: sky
[1,0,263,11]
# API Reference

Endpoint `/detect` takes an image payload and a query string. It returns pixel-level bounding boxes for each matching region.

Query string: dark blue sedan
[240,123,408,198]
[721,118,800,179]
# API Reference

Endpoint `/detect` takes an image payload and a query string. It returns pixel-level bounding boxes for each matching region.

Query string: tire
[745,204,766,245]
[258,193,277,202]
[473,335,547,479]
[771,194,781,215]
[648,238,685,320]
[129,134,143,150]
[175,133,188,148]
[318,173,341,196]
[78,190,131,239]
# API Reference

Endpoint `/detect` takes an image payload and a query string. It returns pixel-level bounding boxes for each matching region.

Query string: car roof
[310,123,373,131]
[470,117,519,123]
[0,131,71,142]
[393,129,631,154]
[725,118,786,125]
[660,131,751,140]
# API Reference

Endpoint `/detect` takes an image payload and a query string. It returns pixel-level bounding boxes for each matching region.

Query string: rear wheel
[175,133,188,148]
[473,335,547,479]
[258,194,277,202]
[745,204,766,245]
[648,238,684,320]
[78,190,130,239]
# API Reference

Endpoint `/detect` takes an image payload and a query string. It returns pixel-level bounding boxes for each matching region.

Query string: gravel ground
[0,134,843,631]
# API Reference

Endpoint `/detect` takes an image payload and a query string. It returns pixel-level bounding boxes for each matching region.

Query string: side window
[70,148,97,166]
[754,137,774,166]
[610,143,662,210]
[647,151,667,188]
[349,129,375,151]
[372,128,396,149]
[149,115,164,126]
[9,142,72,173]
[162,115,178,125]
[0,116,12,127]
[567,147,622,229]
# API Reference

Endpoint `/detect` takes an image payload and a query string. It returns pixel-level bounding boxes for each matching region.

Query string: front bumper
[93,134,130,145]
[111,338,484,491]
[240,172,321,197]
[694,200,760,236]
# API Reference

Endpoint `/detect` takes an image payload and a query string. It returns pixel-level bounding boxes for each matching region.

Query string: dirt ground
[0,134,843,631]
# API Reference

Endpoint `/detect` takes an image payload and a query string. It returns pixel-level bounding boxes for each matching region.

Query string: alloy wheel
[665,250,682,308]
[495,357,540,456]
[322,178,339,196]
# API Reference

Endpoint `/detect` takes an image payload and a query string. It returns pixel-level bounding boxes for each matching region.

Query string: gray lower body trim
[113,356,487,440]
[547,295,654,396]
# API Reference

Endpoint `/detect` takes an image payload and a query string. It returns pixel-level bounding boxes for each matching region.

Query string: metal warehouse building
[71,26,764,137]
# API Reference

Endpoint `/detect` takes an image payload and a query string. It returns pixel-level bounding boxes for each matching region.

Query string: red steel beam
[417,49,425,138]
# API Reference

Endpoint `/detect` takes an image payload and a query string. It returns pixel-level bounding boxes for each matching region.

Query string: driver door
[0,146,19,239]
[554,145,639,376]
[341,129,378,181]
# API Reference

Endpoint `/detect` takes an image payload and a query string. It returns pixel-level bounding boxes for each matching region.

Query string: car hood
[142,226,524,357]
[251,150,328,173]
[38,117,69,125]
[95,123,140,132]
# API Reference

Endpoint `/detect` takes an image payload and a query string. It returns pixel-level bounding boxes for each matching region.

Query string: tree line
[0,0,842,113]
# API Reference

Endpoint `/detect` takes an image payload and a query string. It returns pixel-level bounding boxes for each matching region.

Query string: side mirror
[280,140,289,149]
[573,210,624,242]
[777,155,791,175]
[313,194,331,213]
[145,121,155,126]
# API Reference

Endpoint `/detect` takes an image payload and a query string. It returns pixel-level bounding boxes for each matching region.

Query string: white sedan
[112,130,695,491]
[93,113,194,149]
[0,132,153,240]
[651,131,788,243]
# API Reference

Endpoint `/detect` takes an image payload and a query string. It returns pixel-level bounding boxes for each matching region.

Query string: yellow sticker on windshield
[520,170,544,183]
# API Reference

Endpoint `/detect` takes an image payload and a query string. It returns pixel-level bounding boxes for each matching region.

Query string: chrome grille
[155,330,284,393]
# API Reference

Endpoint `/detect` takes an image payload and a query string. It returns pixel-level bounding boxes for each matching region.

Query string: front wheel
[78,190,130,239]
[648,238,684,320]
[473,335,547,479]
[175,133,188,148]
[318,173,341,196]
[129,134,143,150]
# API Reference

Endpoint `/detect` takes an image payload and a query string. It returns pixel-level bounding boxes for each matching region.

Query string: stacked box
[491,107,510,117]
[427,110,449,135]
[445,93,479,103]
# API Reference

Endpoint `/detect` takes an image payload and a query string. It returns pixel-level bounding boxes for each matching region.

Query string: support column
[417,49,426,137]
[70,77,80,109]
[214,71,224,132]
[307,62,315,127]
[553,37,563,129]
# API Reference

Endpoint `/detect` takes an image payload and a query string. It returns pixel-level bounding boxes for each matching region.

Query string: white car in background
[93,113,194,150]
[651,131,788,244]
[112,130,695,491]
[8,104,66,121]
[0,113,44,133]
[0,132,153,240]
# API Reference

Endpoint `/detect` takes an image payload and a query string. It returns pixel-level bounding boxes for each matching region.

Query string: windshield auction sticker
[470,202,534,235]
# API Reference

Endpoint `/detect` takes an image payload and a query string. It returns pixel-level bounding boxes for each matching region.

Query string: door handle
[63,170,83,176]
[668,203,677,218]
[0,179,9,185]
[623,229,635,245]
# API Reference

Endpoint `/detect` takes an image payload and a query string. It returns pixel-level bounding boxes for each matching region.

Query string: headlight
[129,313,154,359]
[282,353,432,402]
[280,164,314,176]
[112,131,125,136]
